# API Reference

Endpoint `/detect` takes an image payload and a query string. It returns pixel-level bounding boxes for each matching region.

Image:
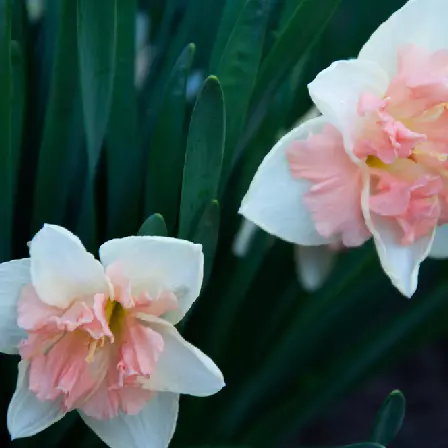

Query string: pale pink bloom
[0,225,224,447]
[240,0,448,297]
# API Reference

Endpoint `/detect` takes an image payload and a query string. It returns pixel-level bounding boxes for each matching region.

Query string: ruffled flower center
[17,262,178,420]
[288,44,448,246]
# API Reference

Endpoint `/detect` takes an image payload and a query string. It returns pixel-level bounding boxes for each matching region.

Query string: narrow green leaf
[77,0,117,247]
[138,213,168,237]
[209,0,246,71]
[178,76,225,239]
[10,0,26,178]
[77,0,116,173]
[192,200,220,285]
[216,0,270,190]
[11,41,23,178]
[246,0,340,143]
[243,281,448,445]
[32,0,80,231]
[371,390,406,445]
[106,0,139,239]
[0,0,12,260]
[343,445,385,448]
[145,43,195,234]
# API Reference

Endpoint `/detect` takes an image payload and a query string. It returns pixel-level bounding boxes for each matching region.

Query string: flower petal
[232,219,258,257]
[294,245,337,292]
[239,117,336,246]
[308,59,389,156]
[7,360,66,439]
[367,214,434,297]
[138,316,224,396]
[428,224,448,259]
[30,224,108,308]
[0,259,30,354]
[359,0,448,78]
[80,392,179,448]
[99,236,203,325]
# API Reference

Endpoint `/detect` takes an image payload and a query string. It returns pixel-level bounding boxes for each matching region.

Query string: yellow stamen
[86,339,98,363]
[413,147,448,162]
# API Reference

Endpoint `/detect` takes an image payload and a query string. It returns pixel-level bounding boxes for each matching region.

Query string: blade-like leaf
[11,0,27,178]
[371,390,406,445]
[145,43,195,234]
[343,445,386,448]
[32,0,81,231]
[244,0,340,145]
[77,0,116,173]
[178,76,225,239]
[216,0,270,190]
[0,0,12,260]
[209,0,246,71]
[192,200,220,286]
[11,41,23,179]
[106,0,139,239]
[138,213,168,237]
[77,0,117,247]
[242,281,448,445]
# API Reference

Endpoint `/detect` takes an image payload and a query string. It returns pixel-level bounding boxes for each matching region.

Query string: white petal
[139,316,224,396]
[359,0,448,77]
[0,259,30,354]
[239,117,336,246]
[80,392,179,448]
[232,219,258,257]
[294,245,336,292]
[99,236,204,325]
[428,224,448,259]
[308,59,389,157]
[368,214,433,298]
[30,224,108,308]
[7,361,65,439]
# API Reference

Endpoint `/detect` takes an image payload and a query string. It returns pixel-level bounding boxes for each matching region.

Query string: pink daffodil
[0,225,224,447]
[240,0,448,297]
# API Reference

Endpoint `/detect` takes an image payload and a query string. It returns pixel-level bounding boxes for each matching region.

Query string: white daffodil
[1,224,224,448]
[240,0,448,297]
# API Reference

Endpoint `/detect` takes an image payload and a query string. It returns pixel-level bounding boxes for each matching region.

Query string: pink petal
[287,124,370,247]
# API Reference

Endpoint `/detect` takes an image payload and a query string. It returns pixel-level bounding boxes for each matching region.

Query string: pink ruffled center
[17,263,178,420]
[287,44,448,246]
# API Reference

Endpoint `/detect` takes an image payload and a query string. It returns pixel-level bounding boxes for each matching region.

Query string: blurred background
[2,0,448,447]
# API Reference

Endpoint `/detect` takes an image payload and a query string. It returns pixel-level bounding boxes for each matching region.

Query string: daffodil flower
[1,225,224,447]
[240,0,448,297]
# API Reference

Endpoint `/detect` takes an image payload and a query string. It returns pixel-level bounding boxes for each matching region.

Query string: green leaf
[10,0,27,178]
[242,279,448,445]
[32,0,81,231]
[192,200,220,285]
[209,0,246,71]
[370,390,406,445]
[105,0,139,239]
[0,0,12,260]
[216,0,270,190]
[342,445,386,448]
[77,0,116,173]
[246,0,340,142]
[144,43,195,234]
[138,213,168,237]
[301,445,386,448]
[11,41,23,178]
[178,76,225,239]
[77,0,117,247]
